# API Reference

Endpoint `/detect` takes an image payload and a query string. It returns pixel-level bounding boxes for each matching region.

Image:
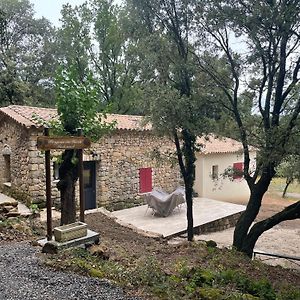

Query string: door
[83,161,96,210]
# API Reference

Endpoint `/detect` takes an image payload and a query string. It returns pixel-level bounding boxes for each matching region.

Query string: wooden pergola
[37,128,91,241]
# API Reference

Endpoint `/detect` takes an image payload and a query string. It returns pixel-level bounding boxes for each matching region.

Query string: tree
[57,0,141,114]
[53,65,113,225]
[126,0,220,241]
[276,155,300,198]
[0,0,57,107]
[195,0,300,256]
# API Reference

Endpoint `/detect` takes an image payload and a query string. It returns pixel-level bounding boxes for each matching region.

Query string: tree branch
[247,200,300,243]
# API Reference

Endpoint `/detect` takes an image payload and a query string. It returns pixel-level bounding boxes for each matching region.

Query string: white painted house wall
[194,151,256,202]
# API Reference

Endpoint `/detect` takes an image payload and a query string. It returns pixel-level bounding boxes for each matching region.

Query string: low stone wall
[194,211,243,235]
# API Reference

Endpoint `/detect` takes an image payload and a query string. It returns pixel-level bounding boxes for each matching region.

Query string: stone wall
[27,129,61,205]
[91,130,181,208]
[0,117,31,203]
[0,121,60,206]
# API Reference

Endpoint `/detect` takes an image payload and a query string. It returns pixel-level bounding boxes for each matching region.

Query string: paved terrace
[111,198,246,238]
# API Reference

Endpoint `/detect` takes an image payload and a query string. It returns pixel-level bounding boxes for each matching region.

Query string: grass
[268,177,300,195]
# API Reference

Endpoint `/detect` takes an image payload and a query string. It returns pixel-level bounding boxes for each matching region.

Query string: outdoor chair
[143,187,185,217]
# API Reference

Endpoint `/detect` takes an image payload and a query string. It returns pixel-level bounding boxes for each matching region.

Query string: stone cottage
[0,105,255,210]
[0,105,181,209]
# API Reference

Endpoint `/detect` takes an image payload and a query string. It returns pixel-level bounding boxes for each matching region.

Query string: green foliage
[142,83,216,137]
[57,0,142,114]
[0,0,57,107]
[53,64,115,139]
[278,288,300,300]
[197,287,223,300]
[276,155,300,184]
[0,217,18,229]
[29,204,39,215]
[206,240,218,248]
[48,247,300,300]
[217,269,276,300]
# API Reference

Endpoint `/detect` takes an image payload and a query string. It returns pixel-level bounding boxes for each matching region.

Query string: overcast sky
[30,0,87,26]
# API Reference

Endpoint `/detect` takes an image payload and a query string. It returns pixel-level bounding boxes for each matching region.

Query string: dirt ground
[197,192,300,269]
[47,192,300,270]
[227,192,300,229]
[82,207,300,288]
[82,192,300,271]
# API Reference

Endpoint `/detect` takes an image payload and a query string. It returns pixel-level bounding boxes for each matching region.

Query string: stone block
[2,206,14,213]
[6,211,20,217]
[29,164,38,171]
[0,199,18,207]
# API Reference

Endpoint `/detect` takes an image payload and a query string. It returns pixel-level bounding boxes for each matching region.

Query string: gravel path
[0,242,140,300]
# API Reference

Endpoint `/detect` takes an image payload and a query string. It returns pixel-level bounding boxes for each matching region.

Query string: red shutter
[139,168,152,193]
[233,162,244,179]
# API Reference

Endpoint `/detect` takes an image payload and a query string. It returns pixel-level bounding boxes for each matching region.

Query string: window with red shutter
[139,168,152,193]
[233,162,244,179]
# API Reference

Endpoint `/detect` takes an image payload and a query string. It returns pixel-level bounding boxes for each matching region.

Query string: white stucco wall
[194,151,256,202]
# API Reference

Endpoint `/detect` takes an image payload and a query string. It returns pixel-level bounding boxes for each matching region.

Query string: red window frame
[139,168,152,193]
[233,162,244,180]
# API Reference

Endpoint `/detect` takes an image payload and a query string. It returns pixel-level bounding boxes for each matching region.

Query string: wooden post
[78,129,85,222]
[45,128,52,241]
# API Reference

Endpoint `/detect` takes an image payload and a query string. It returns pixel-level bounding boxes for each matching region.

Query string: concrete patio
[111,198,246,238]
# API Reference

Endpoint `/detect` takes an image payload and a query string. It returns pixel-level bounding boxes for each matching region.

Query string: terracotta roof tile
[0,105,151,131]
[0,105,57,128]
[0,106,251,154]
[197,135,246,154]
[105,114,151,131]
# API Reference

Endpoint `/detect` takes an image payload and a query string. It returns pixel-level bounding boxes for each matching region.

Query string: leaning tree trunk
[233,169,300,257]
[57,149,79,225]
[233,172,273,255]
[239,200,300,257]
[233,190,265,252]
[282,177,293,198]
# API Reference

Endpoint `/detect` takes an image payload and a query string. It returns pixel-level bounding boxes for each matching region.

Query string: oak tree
[196,0,300,256]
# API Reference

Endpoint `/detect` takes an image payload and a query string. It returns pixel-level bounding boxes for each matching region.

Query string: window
[3,154,11,182]
[212,165,218,180]
[233,162,244,179]
[83,168,92,188]
[139,168,152,193]
[53,162,60,180]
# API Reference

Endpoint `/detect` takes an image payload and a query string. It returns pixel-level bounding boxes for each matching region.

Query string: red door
[139,168,152,193]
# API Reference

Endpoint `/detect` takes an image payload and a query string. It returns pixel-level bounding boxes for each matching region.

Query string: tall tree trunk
[282,177,293,198]
[57,149,79,225]
[182,129,196,241]
[185,181,194,241]
[174,130,196,241]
